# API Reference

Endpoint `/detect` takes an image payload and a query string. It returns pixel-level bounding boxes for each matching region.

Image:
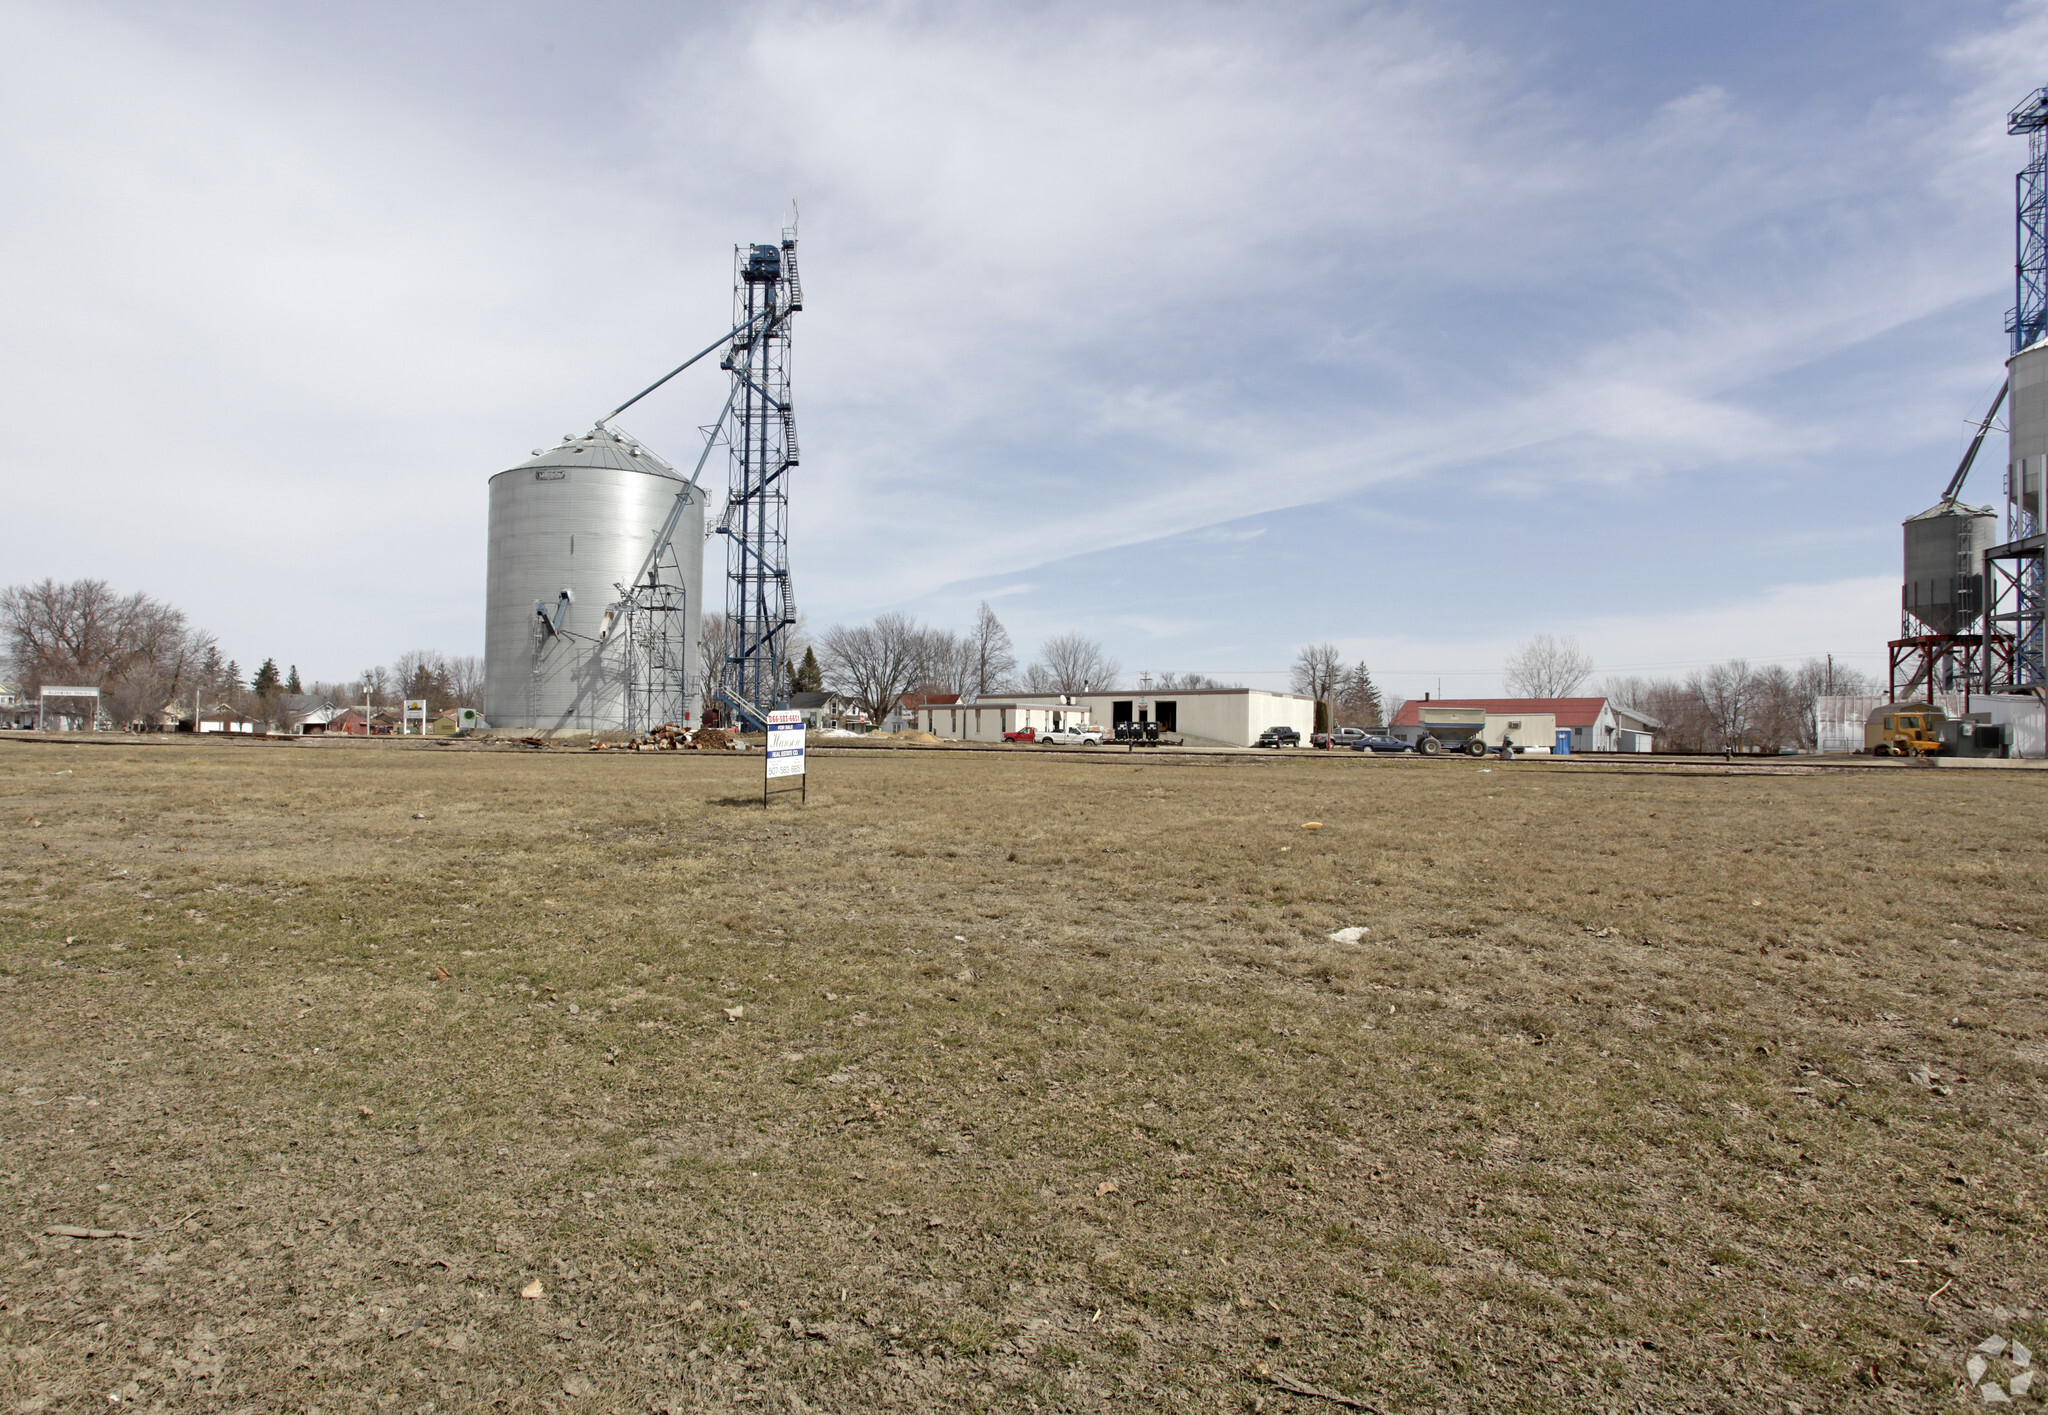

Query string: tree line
[1285,631,1879,751]
[1498,632,1878,752]
[749,602,1228,727]
[2,578,483,729]
[1601,659,1874,753]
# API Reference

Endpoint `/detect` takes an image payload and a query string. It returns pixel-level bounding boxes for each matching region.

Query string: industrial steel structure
[1983,88,2048,695]
[481,225,804,733]
[482,429,706,732]
[716,235,803,729]
[1887,88,2048,706]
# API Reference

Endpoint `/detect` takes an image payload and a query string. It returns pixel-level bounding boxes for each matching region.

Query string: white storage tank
[2010,339,2048,533]
[483,428,704,731]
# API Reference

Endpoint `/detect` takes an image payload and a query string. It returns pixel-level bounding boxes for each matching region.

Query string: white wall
[967,689,1314,747]
[918,702,1090,741]
[1089,689,1315,746]
[1483,713,1556,748]
[1979,694,2047,758]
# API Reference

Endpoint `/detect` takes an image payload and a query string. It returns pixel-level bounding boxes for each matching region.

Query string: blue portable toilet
[1554,729,1572,755]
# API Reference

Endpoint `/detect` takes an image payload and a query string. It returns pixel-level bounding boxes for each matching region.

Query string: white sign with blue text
[765,709,806,780]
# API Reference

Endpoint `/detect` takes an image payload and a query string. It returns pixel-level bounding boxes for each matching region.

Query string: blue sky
[1,0,2042,699]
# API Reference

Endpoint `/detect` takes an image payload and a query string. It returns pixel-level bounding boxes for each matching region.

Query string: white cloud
[0,0,2034,685]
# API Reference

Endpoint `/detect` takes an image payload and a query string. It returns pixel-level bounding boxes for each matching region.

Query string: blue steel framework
[2012,88,2048,354]
[1983,90,2048,693]
[716,234,802,729]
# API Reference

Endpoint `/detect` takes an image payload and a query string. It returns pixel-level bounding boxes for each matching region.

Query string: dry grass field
[1,738,2044,1414]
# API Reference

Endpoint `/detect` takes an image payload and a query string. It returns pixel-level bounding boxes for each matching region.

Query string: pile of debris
[591,724,737,752]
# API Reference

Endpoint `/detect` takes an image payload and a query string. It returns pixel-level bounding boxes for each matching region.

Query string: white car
[1039,725,1107,746]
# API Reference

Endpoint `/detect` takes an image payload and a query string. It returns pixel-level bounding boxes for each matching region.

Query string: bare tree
[1,577,215,726]
[966,602,1016,697]
[1290,643,1343,731]
[1503,634,1594,697]
[444,655,485,709]
[390,649,451,707]
[697,612,734,716]
[1691,659,1755,750]
[909,628,977,696]
[821,613,929,725]
[1597,674,1651,711]
[1383,692,1409,727]
[1030,632,1119,694]
[1289,643,1343,701]
[1155,671,1237,690]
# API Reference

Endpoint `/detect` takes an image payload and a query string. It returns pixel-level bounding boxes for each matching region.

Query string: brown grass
[0,737,2043,1413]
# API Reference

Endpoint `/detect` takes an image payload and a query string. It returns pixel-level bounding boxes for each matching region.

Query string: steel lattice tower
[2013,89,2048,352]
[717,234,802,729]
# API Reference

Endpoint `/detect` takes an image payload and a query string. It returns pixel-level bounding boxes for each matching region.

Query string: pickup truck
[1311,727,1369,749]
[1002,728,1038,742]
[1041,725,1107,746]
[1256,726,1301,748]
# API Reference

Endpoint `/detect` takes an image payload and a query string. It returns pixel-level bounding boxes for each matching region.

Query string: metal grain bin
[1902,500,1997,635]
[483,429,704,731]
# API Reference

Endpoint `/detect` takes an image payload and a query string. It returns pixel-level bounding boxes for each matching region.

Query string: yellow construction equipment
[1868,706,1947,757]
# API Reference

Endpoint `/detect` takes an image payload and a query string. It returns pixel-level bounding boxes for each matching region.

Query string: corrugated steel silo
[483,428,704,731]
[2010,339,2048,531]
[1902,500,1998,635]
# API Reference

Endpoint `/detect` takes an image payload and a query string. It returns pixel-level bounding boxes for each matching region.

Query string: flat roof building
[967,688,1315,748]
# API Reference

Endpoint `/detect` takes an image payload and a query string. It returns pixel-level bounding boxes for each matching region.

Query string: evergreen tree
[252,658,281,696]
[791,646,823,694]
[1335,662,1385,728]
[404,662,445,704]
[221,659,244,696]
[285,664,302,695]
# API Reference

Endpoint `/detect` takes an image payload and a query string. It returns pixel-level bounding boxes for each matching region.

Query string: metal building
[483,428,705,732]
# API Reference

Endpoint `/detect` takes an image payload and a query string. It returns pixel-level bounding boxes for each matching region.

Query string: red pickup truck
[1003,728,1037,742]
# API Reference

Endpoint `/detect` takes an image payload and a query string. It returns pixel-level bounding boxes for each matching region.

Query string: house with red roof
[1388,696,1659,753]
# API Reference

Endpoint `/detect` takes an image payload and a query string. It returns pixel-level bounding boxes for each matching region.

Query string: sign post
[38,686,101,733]
[764,708,806,807]
[403,699,429,735]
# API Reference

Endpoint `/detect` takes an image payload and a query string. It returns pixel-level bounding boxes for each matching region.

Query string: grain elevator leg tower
[716,233,802,731]
[1987,88,2048,694]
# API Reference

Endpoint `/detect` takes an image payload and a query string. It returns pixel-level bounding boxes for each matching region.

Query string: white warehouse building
[962,688,1316,747]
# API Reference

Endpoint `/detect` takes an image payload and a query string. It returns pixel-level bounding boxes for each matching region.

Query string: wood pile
[591,725,735,752]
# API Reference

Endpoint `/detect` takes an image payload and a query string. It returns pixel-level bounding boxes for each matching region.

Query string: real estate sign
[765,709,806,803]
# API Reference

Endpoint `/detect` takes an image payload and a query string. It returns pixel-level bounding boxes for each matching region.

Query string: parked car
[1349,734,1412,753]
[1311,727,1369,748]
[1002,728,1038,742]
[1255,726,1301,748]
[1040,725,1107,746]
